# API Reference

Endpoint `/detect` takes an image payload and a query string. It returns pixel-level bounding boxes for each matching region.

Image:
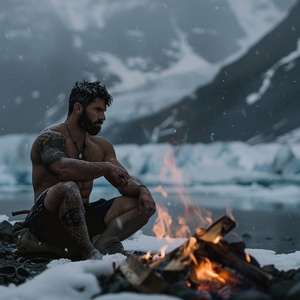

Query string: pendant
[78,153,83,159]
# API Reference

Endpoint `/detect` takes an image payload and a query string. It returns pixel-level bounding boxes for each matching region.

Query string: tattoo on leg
[61,207,85,228]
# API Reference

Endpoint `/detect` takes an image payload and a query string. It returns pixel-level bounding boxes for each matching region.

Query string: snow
[246,38,300,105]
[0,229,300,300]
[227,0,287,49]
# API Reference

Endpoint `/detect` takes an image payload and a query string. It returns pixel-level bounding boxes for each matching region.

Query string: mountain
[104,0,300,145]
[0,0,295,140]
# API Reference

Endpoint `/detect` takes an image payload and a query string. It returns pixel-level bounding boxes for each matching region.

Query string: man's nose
[100,112,106,120]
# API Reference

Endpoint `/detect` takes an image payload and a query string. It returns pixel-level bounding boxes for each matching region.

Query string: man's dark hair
[68,80,113,115]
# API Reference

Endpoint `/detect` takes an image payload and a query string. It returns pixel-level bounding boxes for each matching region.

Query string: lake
[1,185,299,254]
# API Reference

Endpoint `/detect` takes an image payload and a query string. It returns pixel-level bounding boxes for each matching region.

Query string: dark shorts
[24,190,115,248]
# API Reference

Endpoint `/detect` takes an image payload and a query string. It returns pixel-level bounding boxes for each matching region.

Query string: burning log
[149,215,236,270]
[118,255,169,293]
[193,239,274,288]
[117,215,274,295]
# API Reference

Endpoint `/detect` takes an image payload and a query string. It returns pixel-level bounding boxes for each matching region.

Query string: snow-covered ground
[0,224,299,300]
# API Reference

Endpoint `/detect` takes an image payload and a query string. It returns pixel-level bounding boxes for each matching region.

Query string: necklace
[65,122,86,159]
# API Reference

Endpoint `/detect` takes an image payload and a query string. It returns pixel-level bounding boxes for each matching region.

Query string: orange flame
[152,245,169,262]
[176,216,191,238]
[154,185,168,198]
[152,203,173,238]
[245,252,251,263]
[153,148,213,239]
[213,235,222,244]
[140,250,151,261]
[160,245,168,258]
[190,256,245,290]
[194,258,226,284]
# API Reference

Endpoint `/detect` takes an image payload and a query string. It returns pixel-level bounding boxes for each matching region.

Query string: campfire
[94,215,284,299]
[94,152,299,299]
[116,215,273,296]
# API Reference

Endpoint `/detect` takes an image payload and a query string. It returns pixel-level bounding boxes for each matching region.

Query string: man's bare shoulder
[33,124,66,152]
[89,135,115,156]
[89,135,111,145]
[36,123,65,138]
[31,125,69,168]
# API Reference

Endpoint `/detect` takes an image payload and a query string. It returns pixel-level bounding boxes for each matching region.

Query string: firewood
[149,215,273,289]
[197,214,236,242]
[149,215,236,270]
[195,240,274,288]
[118,255,169,293]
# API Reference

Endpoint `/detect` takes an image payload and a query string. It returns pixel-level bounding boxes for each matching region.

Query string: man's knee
[55,181,80,197]
[123,197,151,225]
[44,181,81,211]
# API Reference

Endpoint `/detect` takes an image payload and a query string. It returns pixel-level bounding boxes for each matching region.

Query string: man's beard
[78,111,102,135]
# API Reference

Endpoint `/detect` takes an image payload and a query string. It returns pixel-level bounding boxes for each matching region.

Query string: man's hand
[138,186,156,218]
[104,162,131,187]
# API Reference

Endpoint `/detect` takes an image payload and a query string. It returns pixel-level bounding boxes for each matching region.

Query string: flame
[245,251,251,263]
[194,258,226,284]
[154,185,168,198]
[141,250,151,261]
[184,237,197,256]
[152,203,173,238]
[152,245,169,262]
[190,257,243,290]
[226,206,236,223]
[160,245,168,258]
[153,148,212,238]
[150,149,247,290]
[213,235,222,244]
[176,216,191,238]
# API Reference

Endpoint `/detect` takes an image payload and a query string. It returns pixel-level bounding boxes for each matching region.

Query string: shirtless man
[15,80,156,260]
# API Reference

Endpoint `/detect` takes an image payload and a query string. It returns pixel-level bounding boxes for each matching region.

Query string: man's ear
[73,102,84,115]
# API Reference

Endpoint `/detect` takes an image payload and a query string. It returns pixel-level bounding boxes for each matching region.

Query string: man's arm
[36,130,69,168]
[36,130,129,185]
[102,138,156,217]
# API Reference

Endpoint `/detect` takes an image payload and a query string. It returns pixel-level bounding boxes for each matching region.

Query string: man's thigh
[103,196,139,225]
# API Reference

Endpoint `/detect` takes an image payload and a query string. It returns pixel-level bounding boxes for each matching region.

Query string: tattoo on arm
[60,207,85,228]
[37,130,69,168]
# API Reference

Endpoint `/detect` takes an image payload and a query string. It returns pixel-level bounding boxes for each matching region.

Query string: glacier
[1,134,300,210]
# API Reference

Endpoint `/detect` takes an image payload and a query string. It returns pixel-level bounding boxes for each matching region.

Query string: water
[1,186,299,254]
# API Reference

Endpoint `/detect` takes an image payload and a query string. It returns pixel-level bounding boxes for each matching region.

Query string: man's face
[78,98,106,135]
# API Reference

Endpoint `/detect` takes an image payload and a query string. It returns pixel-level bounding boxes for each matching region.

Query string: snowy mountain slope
[0,0,295,137]
[104,0,300,145]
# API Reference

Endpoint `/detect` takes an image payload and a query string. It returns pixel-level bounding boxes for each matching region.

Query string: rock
[0,221,13,242]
